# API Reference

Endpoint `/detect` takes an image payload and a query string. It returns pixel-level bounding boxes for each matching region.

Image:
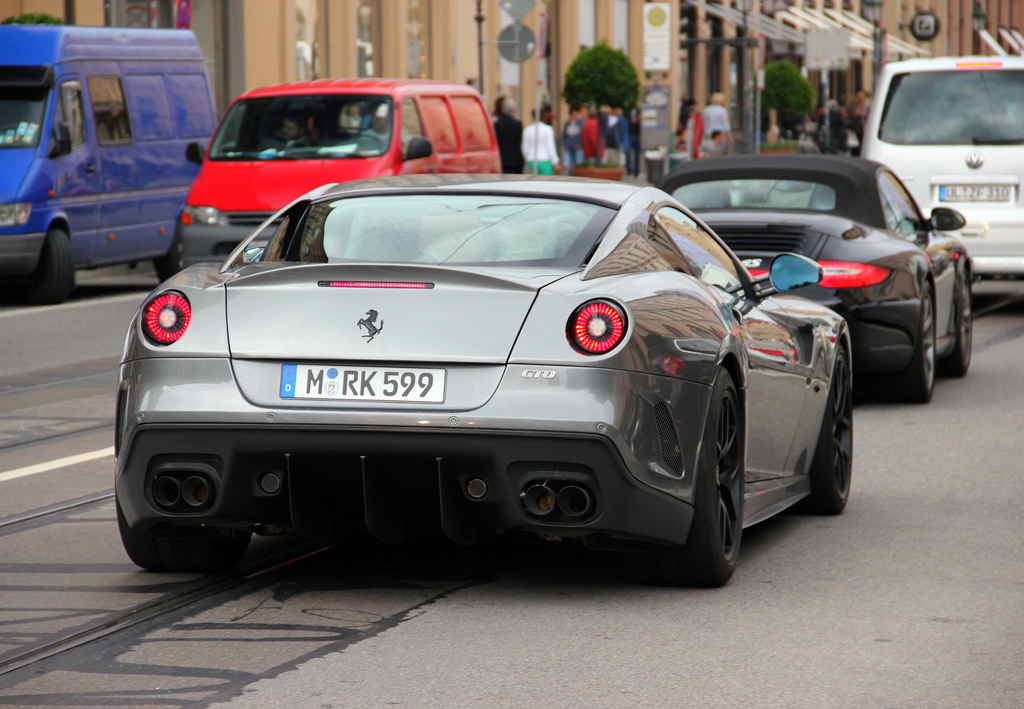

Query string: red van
[171,79,500,269]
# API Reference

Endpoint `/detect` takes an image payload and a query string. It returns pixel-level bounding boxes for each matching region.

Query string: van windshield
[208,95,393,160]
[879,70,1024,145]
[0,87,47,149]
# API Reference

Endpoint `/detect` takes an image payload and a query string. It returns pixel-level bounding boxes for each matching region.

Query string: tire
[153,230,184,282]
[24,226,75,305]
[626,370,744,588]
[866,282,935,404]
[937,270,972,378]
[117,500,251,572]
[795,347,852,515]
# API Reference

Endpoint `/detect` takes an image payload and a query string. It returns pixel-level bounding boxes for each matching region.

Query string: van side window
[87,76,132,144]
[449,97,491,151]
[165,75,216,138]
[400,98,424,155]
[123,75,173,141]
[59,81,86,150]
[417,97,457,153]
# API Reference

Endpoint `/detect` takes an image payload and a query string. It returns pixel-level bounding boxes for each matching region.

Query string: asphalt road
[0,274,1021,708]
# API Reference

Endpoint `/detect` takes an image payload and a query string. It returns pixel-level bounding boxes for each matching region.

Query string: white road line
[0,447,115,482]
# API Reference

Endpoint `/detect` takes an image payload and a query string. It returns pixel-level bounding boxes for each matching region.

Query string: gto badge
[966,152,984,170]
[522,369,556,379]
[357,309,383,342]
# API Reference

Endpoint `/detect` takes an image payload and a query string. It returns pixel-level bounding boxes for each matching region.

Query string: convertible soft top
[661,155,892,228]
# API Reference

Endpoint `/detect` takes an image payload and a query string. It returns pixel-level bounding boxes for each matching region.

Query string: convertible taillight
[568,300,627,355]
[143,292,192,345]
[818,261,891,289]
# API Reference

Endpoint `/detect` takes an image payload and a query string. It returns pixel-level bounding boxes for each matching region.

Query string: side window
[122,75,173,141]
[878,172,921,235]
[449,96,492,151]
[654,207,742,291]
[400,97,424,155]
[165,75,216,138]
[416,96,457,153]
[59,80,86,149]
[87,76,132,144]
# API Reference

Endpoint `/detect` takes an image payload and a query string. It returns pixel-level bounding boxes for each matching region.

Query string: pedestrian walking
[561,106,585,175]
[581,107,601,163]
[702,92,733,153]
[626,108,641,177]
[604,106,629,167]
[522,118,560,175]
[494,98,524,174]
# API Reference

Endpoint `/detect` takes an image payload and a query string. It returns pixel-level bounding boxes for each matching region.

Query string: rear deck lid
[225,263,567,363]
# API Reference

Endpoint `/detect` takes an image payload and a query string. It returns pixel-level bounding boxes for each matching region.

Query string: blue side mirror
[769,253,822,291]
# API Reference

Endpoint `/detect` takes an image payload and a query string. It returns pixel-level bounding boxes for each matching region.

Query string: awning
[1013,29,1024,51]
[998,28,1023,55]
[776,6,930,60]
[979,28,1010,56]
[682,0,806,49]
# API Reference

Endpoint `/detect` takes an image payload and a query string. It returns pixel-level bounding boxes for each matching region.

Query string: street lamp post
[475,1,485,100]
[863,0,883,95]
[737,0,751,153]
[972,3,988,55]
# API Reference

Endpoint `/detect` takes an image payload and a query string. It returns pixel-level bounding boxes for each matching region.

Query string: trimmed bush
[562,41,640,112]
[762,60,814,116]
[2,13,64,24]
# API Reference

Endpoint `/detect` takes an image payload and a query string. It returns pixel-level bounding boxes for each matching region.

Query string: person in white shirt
[701,92,733,153]
[521,119,560,175]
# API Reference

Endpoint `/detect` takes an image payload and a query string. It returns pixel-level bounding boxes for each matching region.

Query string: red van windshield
[208,95,393,160]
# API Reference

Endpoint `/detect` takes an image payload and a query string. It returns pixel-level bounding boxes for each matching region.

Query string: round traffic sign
[498,22,536,63]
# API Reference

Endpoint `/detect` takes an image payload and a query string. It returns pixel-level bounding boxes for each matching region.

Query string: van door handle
[85,163,98,173]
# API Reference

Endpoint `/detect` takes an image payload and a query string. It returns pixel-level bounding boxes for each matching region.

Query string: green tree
[2,12,64,24]
[562,41,640,112]
[762,60,814,116]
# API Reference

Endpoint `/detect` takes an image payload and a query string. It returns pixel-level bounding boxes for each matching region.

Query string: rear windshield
[264,195,615,267]
[673,179,837,211]
[209,94,394,160]
[879,70,1024,145]
[0,87,47,149]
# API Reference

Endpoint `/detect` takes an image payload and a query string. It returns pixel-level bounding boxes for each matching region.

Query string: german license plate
[939,184,1011,202]
[280,364,445,403]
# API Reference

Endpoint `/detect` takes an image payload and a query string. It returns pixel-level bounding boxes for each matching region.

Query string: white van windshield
[208,95,393,160]
[0,87,47,149]
[878,70,1024,145]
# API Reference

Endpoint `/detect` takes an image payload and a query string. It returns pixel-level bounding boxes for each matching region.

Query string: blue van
[0,25,216,304]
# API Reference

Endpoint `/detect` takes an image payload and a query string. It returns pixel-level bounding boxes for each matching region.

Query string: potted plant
[562,42,639,180]
[760,60,814,153]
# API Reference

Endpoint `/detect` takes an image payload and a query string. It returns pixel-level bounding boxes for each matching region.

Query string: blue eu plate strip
[280,363,297,398]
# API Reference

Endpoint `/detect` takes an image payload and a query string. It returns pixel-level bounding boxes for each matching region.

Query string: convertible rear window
[673,179,836,211]
[278,195,615,267]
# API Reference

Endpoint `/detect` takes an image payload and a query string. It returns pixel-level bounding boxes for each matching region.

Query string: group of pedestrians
[675,92,733,160]
[492,97,641,177]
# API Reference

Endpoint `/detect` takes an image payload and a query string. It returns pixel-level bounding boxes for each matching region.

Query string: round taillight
[568,300,627,355]
[143,292,192,345]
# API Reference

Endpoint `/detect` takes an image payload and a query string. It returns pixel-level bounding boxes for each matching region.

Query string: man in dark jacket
[494,98,524,174]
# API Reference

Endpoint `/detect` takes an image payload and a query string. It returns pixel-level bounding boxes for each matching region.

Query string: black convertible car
[659,155,972,403]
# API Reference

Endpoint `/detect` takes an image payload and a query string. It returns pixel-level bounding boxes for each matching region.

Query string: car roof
[314,174,644,209]
[660,154,890,227]
[239,78,483,100]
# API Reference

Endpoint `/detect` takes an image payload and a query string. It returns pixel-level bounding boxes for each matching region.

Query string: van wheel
[24,227,75,305]
[154,231,184,281]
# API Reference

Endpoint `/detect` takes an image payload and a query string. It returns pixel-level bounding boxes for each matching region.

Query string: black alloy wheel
[937,270,972,378]
[625,370,744,588]
[796,347,852,515]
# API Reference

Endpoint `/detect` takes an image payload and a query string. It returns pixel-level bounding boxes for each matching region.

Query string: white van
[861,57,1024,277]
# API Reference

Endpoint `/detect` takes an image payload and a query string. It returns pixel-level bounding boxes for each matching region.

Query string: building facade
[2,0,1021,149]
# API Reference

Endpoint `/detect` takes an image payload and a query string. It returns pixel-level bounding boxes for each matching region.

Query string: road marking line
[0,447,115,482]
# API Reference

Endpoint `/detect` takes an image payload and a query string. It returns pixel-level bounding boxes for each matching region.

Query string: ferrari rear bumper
[115,357,710,549]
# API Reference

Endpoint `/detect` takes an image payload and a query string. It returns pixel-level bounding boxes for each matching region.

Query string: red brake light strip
[318,281,434,289]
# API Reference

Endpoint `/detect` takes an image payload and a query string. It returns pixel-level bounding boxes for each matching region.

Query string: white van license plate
[280,364,446,402]
[940,185,1011,202]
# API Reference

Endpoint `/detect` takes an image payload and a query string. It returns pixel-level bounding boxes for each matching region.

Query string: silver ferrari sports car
[115,175,852,587]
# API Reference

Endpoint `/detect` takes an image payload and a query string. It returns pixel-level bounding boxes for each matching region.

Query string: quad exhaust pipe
[152,470,216,512]
[521,481,595,520]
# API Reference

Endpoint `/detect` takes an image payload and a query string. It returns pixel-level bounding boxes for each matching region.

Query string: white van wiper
[971,137,1024,145]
